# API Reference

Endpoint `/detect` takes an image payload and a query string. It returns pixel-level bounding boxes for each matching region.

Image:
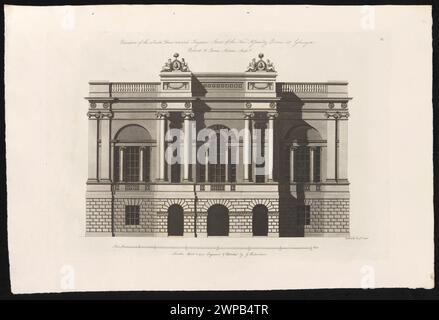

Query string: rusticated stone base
[85,195,349,237]
[304,199,350,236]
[86,198,112,234]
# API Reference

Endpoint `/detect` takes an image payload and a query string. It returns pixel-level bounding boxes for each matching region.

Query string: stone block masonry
[86,198,112,234]
[85,196,348,237]
[304,199,350,235]
[86,196,282,236]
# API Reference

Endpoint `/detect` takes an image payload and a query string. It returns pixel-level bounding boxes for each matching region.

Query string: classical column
[224,145,229,182]
[87,113,99,182]
[183,112,194,181]
[139,146,145,182]
[325,110,349,182]
[338,118,349,182]
[326,116,337,181]
[156,112,168,181]
[267,113,276,182]
[243,112,253,181]
[252,119,257,182]
[290,147,295,183]
[110,141,115,182]
[119,146,125,182]
[99,112,112,182]
[309,147,315,183]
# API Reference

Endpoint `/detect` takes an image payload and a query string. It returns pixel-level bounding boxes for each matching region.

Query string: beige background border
[5,5,433,293]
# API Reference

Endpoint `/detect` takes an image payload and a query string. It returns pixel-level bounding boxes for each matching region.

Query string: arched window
[199,125,236,183]
[114,125,152,183]
[284,126,323,183]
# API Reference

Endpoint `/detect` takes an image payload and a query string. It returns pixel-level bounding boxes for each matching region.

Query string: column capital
[119,146,126,150]
[182,112,195,120]
[244,112,255,119]
[267,112,278,120]
[156,111,170,119]
[101,111,113,119]
[325,110,349,119]
[87,111,113,119]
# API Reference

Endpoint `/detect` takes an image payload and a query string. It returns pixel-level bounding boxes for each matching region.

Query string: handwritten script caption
[120,38,315,53]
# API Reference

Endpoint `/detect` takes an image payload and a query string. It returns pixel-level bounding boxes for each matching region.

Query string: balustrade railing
[280,82,328,93]
[111,82,160,93]
[114,183,151,191]
[211,184,225,191]
[91,81,346,97]
[112,182,274,192]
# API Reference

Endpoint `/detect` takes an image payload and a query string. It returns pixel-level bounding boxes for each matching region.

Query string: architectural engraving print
[85,53,352,238]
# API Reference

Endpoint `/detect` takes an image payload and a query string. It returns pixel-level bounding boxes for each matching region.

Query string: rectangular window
[229,163,237,183]
[209,163,225,182]
[294,147,310,182]
[171,163,181,183]
[313,147,321,182]
[114,146,120,182]
[125,205,140,225]
[255,126,265,182]
[198,145,207,182]
[143,147,150,182]
[124,146,140,182]
[199,163,206,182]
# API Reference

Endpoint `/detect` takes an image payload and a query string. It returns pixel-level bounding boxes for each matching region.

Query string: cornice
[85,97,282,103]
[84,97,117,102]
[85,96,351,103]
[279,97,353,102]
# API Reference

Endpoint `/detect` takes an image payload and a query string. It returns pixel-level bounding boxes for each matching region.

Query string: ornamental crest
[246,53,276,72]
[161,53,190,72]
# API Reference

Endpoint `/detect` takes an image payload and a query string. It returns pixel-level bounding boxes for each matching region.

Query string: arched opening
[113,125,152,183]
[207,204,229,236]
[283,125,324,183]
[252,204,268,236]
[167,204,184,236]
[115,124,152,142]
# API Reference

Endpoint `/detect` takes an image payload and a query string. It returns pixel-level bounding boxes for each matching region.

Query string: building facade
[85,53,351,237]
